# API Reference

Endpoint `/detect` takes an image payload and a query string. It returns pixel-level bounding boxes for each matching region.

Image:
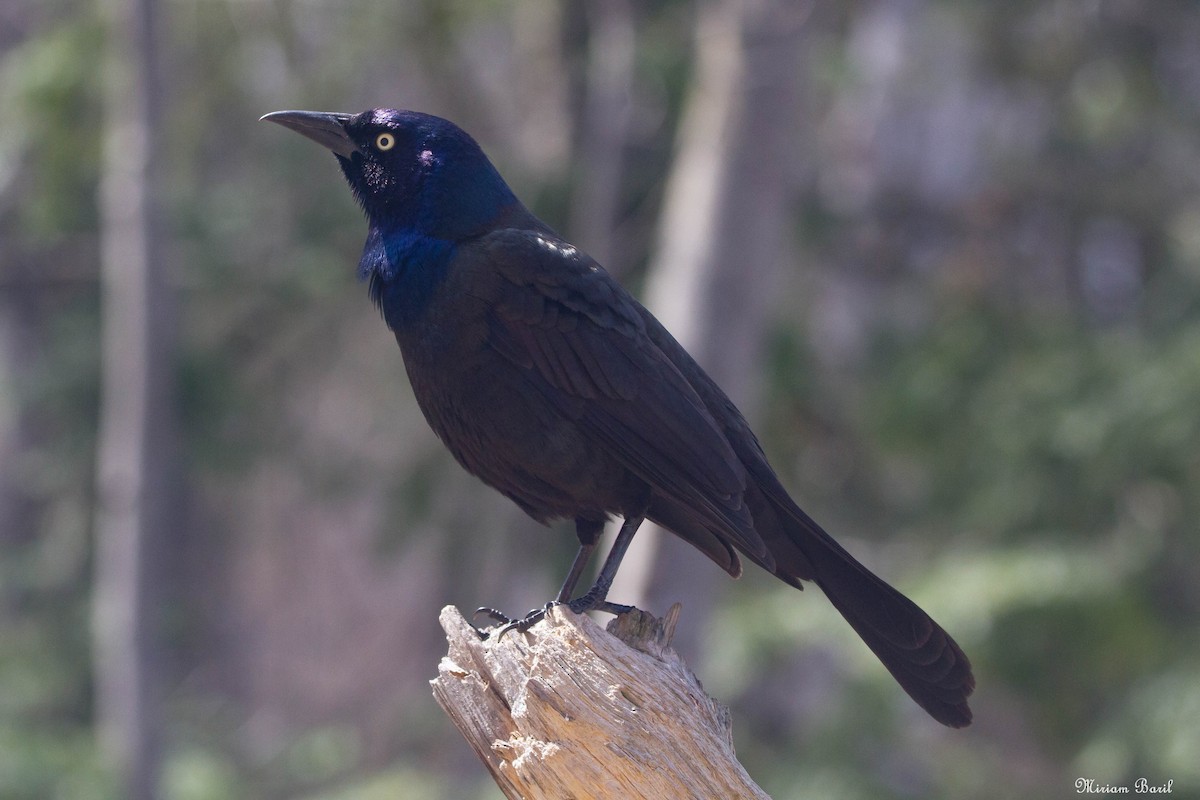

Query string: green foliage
[0,10,108,800]
[867,306,1200,546]
[0,17,104,240]
[736,304,1200,798]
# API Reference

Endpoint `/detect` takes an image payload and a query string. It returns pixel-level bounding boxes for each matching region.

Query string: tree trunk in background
[92,0,174,795]
[0,292,39,560]
[568,0,635,273]
[609,0,809,656]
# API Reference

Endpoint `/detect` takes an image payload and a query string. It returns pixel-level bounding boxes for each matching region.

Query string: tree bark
[91,0,174,795]
[431,605,771,800]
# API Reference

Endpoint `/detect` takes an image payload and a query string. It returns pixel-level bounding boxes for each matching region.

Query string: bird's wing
[469,228,768,563]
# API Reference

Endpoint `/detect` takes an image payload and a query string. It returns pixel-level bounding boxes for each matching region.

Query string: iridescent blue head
[263,108,517,239]
[262,108,520,323]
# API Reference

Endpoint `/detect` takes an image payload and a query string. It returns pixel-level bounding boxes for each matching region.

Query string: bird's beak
[260,110,359,158]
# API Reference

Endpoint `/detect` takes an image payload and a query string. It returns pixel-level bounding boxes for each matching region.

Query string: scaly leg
[478,513,643,638]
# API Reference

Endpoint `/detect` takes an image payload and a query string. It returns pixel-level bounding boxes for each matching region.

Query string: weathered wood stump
[431,603,770,799]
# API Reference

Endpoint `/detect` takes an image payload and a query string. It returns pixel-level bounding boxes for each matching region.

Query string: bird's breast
[395,321,635,521]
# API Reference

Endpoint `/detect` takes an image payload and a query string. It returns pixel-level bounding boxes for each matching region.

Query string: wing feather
[476,228,769,561]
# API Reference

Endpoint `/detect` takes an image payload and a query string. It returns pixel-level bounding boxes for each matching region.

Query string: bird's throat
[360,226,454,330]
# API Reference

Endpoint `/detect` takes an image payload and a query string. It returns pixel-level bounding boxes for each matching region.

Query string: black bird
[262,108,975,727]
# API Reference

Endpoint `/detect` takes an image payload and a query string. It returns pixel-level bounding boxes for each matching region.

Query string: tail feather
[727,476,974,726]
[804,525,975,727]
[638,406,976,724]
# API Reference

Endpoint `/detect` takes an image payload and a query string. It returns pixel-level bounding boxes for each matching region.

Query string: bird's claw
[473,604,553,640]
[473,596,638,640]
[496,605,553,640]
[472,606,513,626]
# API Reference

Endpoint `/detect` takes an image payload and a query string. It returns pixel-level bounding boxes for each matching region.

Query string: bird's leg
[474,517,605,635]
[563,511,641,616]
[555,517,604,603]
[487,512,643,638]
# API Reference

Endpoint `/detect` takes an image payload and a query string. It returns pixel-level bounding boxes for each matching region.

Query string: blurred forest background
[2,0,1199,798]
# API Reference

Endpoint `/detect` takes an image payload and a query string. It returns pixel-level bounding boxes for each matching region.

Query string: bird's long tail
[806,525,974,727]
[753,489,975,727]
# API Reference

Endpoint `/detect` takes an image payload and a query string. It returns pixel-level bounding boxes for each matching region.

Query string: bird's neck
[360,225,455,330]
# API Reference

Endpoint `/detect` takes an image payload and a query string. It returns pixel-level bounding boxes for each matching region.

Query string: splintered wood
[431,604,770,800]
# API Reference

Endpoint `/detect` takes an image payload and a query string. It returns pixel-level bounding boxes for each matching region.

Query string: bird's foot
[471,604,553,640]
[560,583,635,619]
[473,606,517,626]
[472,598,635,640]
[566,595,635,618]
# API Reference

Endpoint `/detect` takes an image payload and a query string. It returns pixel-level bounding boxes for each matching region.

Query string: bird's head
[261,108,518,242]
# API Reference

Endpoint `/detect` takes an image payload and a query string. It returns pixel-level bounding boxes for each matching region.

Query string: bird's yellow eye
[375,132,396,151]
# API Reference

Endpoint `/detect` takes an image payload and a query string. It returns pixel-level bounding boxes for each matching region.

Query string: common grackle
[262,108,975,727]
